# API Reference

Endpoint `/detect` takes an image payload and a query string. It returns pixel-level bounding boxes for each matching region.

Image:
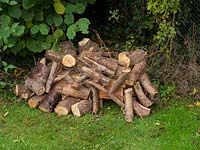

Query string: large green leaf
[65,3,85,14]
[8,5,22,18]
[64,13,74,25]
[22,9,34,21]
[67,24,76,40]
[22,0,35,9]
[46,15,54,26]
[53,14,63,26]
[77,18,90,34]
[12,25,25,37]
[9,1,18,5]
[53,28,64,40]
[30,25,39,34]
[39,23,50,35]
[0,15,11,27]
[0,0,9,3]
[26,39,44,52]
[54,0,65,15]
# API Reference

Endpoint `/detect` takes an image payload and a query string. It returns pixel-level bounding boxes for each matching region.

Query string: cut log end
[55,106,69,116]
[71,100,92,117]
[118,53,130,67]
[133,100,151,118]
[62,54,76,67]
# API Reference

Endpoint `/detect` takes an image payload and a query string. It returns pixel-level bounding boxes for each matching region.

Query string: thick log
[118,49,147,67]
[54,70,70,83]
[39,87,61,113]
[54,97,81,116]
[71,100,92,117]
[46,61,58,93]
[25,78,45,95]
[133,99,151,118]
[86,80,125,108]
[80,66,111,86]
[126,60,146,86]
[45,50,76,67]
[25,59,49,95]
[78,38,100,53]
[140,73,160,103]
[134,82,153,107]
[62,54,76,67]
[124,88,134,122]
[109,68,131,93]
[55,81,90,100]
[15,84,33,100]
[28,94,47,108]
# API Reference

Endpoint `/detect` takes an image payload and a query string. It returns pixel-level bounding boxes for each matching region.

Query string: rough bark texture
[124,88,134,122]
[78,38,100,53]
[39,87,61,113]
[15,84,33,100]
[133,99,151,117]
[90,86,99,114]
[71,100,92,117]
[28,94,47,108]
[134,82,153,107]
[54,97,81,116]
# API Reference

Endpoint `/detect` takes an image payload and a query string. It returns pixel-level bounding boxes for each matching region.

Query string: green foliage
[1,60,17,73]
[147,0,180,56]
[0,0,96,55]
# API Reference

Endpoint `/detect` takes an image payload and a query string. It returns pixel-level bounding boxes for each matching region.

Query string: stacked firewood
[15,38,160,122]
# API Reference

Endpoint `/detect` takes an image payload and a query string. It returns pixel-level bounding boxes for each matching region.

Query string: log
[54,97,81,116]
[140,73,160,103]
[62,54,76,67]
[15,84,33,100]
[83,56,115,76]
[90,86,99,114]
[86,80,125,108]
[134,82,153,107]
[55,81,90,100]
[25,59,49,95]
[118,49,147,67]
[126,60,146,86]
[71,100,92,117]
[54,70,70,83]
[39,87,61,113]
[109,68,131,93]
[133,99,151,118]
[45,50,76,67]
[80,66,111,86]
[25,78,45,95]
[124,88,134,122]
[78,38,100,53]
[46,61,58,93]
[28,94,47,108]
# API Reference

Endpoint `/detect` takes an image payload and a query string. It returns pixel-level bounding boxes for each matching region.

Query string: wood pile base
[15,39,160,122]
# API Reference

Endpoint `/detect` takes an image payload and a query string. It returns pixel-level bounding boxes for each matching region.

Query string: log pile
[15,39,160,122]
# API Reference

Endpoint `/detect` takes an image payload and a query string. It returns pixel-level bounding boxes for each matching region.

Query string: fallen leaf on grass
[185,104,194,108]
[194,102,200,107]
[3,111,9,117]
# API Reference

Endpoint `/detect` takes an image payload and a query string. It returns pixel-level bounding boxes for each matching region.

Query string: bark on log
[140,73,160,103]
[54,70,70,83]
[46,61,58,93]
[86,80,125,108]
[25,59,49,95]
[54,97,81,116]
[71,100,92,117]
[109,68,131,93]
[90,86,99,114]
[78,38,100,53]
[134,82,153,107]
[126,60,146,86]
[28,94,47,108]
[83,56,115,76]
[55,81,90,100]
[80,66,111,86]
[39,87,61,113]
[118,49,147,67]
[133,99,151,117]
[124,88,134,122]
[15,84,33,100]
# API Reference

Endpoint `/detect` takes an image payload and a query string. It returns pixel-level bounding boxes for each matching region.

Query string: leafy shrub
[0,0,95,55]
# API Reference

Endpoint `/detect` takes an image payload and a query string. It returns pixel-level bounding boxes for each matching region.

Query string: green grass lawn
[0,92,200,150]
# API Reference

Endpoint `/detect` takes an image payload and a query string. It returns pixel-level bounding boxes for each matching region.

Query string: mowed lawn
[0,92,200,150]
